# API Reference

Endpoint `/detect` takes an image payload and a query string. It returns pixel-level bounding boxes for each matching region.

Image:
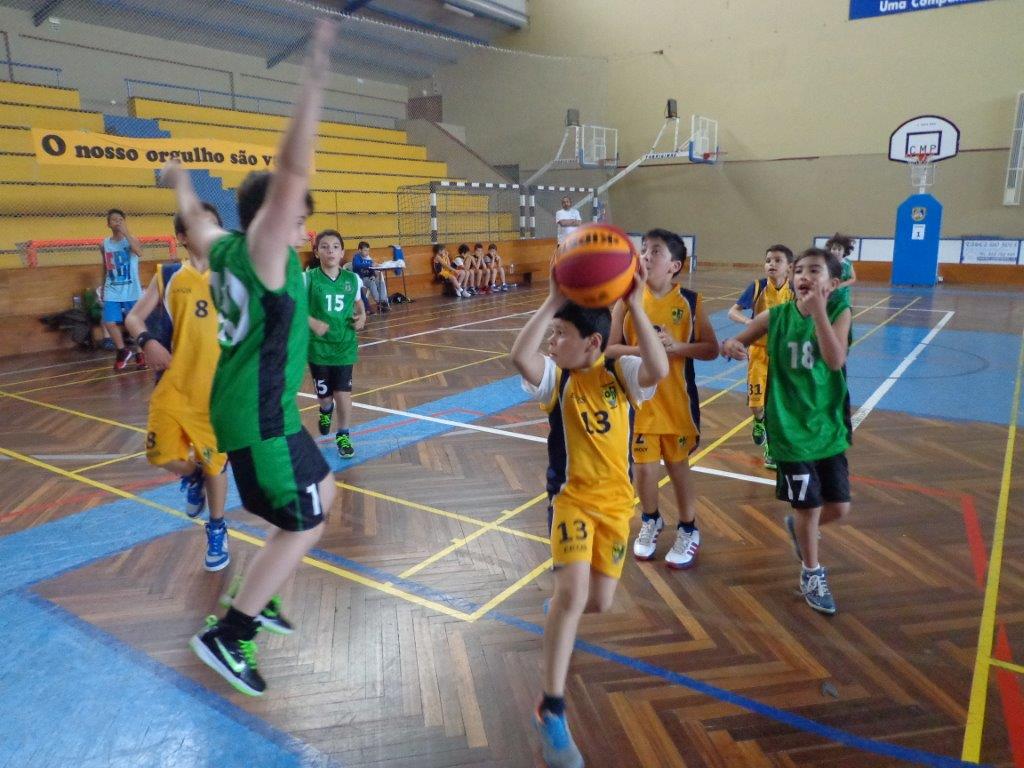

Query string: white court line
[449,327,526,332]
[358,310,533,349]
[851,310,955,430]
[349,402,547,443]
[691,465,775,486]
[851,304,951,314]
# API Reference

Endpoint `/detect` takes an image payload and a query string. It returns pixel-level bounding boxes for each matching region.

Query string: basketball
[553,223,638,308]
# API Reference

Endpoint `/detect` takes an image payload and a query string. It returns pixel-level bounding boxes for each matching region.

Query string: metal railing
[124,78,400,129]
[0,60,63,88]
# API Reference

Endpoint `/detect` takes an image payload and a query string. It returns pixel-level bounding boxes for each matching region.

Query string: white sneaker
[633,515,664,560]
[665,527,700,570]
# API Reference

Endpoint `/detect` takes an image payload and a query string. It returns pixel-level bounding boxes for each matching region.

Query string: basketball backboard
[889,115,960,163]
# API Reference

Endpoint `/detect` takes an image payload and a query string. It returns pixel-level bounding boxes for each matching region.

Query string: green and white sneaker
[189,616,265,696]
[752,417,767,446]
[336,433,355,459]
[317,408,333,436]
[219,577,294,636]
[763,443,776,470]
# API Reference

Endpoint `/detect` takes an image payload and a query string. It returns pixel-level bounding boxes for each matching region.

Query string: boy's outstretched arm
[158,161,227,262]
[721,311,770,360]
[247,18,336,290]
[511,268,564,388]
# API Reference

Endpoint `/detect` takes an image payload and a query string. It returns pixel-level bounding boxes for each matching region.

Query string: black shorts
[227,430,331,531]
[775,453,850,510]
[310,363,354,396]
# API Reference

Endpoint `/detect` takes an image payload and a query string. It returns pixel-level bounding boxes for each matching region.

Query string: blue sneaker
[204,521,230,572]
[534,705,584,768]
[181,468,206,518]
[800,567,837,615]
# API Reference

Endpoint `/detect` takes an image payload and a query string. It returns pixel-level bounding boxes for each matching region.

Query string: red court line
[719,448,1024,762]
[316,408,462,442]
[0,476,169,524]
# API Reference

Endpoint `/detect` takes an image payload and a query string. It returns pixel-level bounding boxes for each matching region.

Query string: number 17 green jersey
[765,297,852,462]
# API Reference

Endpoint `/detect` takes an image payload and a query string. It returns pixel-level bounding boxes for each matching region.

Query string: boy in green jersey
[307,229,366,458]
[722,247,853,616]
[159,18,337,696]
[825,232,857,307]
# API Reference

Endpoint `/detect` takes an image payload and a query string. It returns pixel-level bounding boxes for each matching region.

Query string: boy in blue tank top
[100,208,145,371]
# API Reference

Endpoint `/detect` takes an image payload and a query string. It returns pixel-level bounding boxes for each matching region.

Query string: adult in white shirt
[554,196,582,244]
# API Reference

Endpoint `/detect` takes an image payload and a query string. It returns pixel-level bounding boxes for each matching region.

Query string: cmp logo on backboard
[912,207,927,222]
[849,0,994,20]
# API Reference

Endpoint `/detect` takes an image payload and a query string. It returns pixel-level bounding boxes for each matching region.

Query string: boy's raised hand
[800,281,830,318]
[157,159,185,189]
[625,257,648,312]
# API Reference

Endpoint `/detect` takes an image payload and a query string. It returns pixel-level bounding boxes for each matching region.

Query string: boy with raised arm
[159,18,338,696]
[512,266,668,767]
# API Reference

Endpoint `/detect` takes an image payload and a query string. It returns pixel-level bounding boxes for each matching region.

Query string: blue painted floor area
[0,593,324,768]
[703,308,1022,426]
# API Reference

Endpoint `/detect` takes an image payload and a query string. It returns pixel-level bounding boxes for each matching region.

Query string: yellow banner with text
[30,129,292,172]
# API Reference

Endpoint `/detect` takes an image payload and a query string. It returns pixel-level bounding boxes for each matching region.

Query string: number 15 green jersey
[306,266,362,367]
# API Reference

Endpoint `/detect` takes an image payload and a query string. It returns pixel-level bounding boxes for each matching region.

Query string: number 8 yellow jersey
[523,355,655,513]
[152,261,221,416]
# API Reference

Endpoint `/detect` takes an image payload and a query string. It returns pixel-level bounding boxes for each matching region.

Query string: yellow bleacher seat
[155,119,428,160]
[0,155,157,185]
[130,98,406,144]
[0,126,33,153]
[0,214,175,252]
[0,81,80,110]
[0,184,174,215]
[0,102,103,131]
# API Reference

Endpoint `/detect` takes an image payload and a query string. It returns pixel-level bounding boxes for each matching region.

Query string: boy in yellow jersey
[125,202,230,571]
[727,245,794,469]
[608,229,718,569]
[512,265,668,768]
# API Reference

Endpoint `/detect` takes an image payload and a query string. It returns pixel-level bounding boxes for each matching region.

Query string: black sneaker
[318,408,333,436]
[257,596,294,636]
[336,433,355,459]
[189,616,266,696]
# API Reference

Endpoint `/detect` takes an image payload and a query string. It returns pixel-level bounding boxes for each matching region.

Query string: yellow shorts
[632,432,697,465]
[146,402,227,476]
[439,267,455,280]
[549,494,631,579]
[747,345,769,409]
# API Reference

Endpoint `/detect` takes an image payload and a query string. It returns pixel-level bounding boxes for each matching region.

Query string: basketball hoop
[907,151,936,193]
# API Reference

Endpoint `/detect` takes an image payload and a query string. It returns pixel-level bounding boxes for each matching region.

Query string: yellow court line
[962,324,1024,762]
[0,388,148,434]
[71,450,148,474]
[4,363,113,388]
[989,658,1024,677]
[395,339,505,355]
[468,558,554,622]
[851,296,920,345]
[0,442,472,622]
[335,481,548,544]
[15,368,147,395]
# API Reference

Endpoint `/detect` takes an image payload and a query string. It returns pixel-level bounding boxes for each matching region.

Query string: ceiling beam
[364,5,489,47]
[343,0,374,11]
[32,0,65,26]
[266,33,310,69]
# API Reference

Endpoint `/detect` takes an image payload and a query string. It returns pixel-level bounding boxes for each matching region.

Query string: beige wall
[479,0,1024,262]
[0,6,406,124]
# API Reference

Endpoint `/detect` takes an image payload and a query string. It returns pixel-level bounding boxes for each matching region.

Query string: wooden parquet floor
[3,273,1024,767]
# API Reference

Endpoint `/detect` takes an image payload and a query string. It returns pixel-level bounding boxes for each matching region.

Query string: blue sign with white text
[850,0,993,20]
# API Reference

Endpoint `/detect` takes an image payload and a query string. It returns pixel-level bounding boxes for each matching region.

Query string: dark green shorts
[228,430,330,531]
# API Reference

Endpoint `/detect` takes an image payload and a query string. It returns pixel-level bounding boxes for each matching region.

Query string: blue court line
[0,591,334,768]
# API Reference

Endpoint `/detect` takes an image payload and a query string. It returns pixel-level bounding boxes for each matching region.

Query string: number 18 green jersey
[765,297,852,462]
